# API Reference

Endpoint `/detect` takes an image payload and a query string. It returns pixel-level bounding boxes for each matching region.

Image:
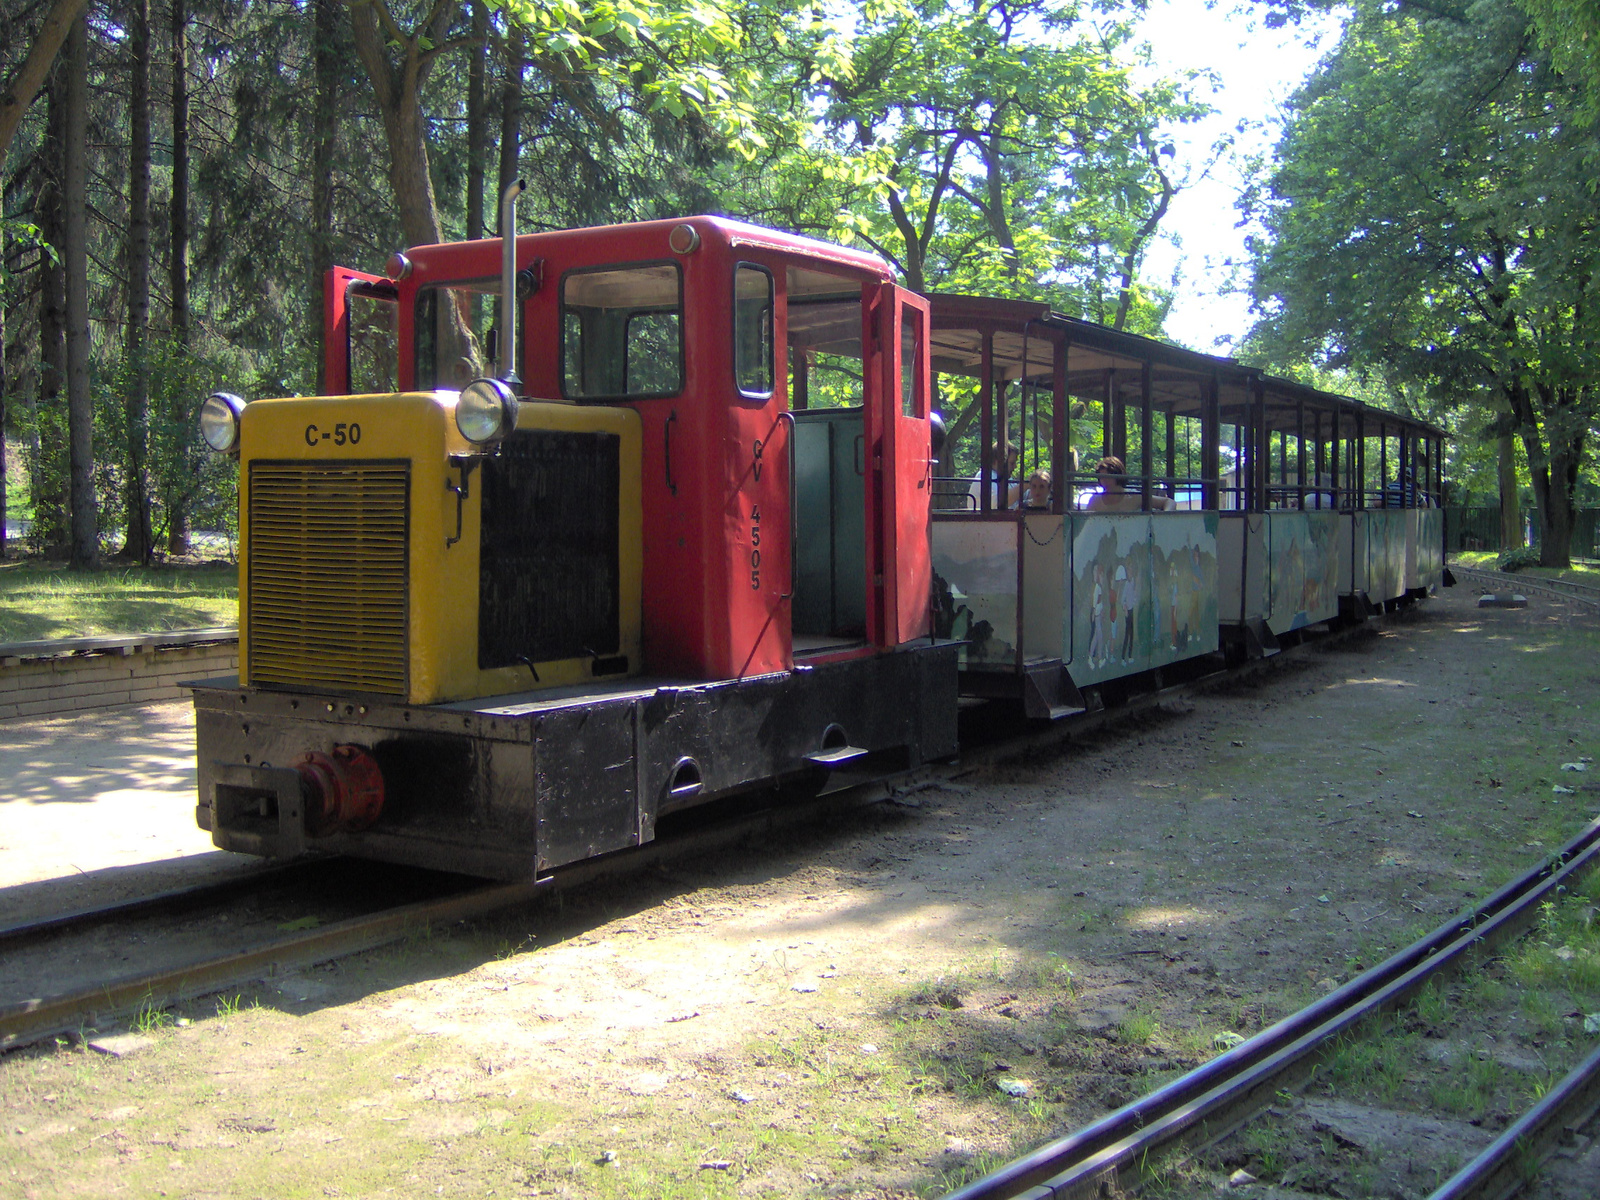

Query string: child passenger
[1019,469,1051,510]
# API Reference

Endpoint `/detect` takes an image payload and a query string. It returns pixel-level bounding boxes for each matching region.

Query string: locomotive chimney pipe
[499,178,527,385]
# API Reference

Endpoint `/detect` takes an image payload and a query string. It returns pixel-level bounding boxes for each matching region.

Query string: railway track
[1426,1042,1600,1200]
[1452,563,1600,608]
[0,859,322,949]
[0,772,927,1053]
[0,598,1415,1057]
[939,815,1600,1200]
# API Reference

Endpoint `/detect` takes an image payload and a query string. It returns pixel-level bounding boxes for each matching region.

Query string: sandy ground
[2,585,1599,1199]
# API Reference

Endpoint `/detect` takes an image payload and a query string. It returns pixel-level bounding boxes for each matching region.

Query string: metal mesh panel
[247,461,410,694]
[477,430,620,668]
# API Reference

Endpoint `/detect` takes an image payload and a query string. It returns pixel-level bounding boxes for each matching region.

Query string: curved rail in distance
[1451,564,1600,608]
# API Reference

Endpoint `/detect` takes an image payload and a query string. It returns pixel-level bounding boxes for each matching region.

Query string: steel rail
[1425,1043,1600,1200]
[941,816,1600,1200]
[0,876,546,1050]
[0,859,326,949]
[1451,565,1600,608]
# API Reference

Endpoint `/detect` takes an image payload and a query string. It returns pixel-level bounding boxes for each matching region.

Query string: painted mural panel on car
[1366,510,1409,602]
[931,520,1020,669]
[1066,512,1218,687]
[1266,511,1341,634]
[1412,508,1443,589]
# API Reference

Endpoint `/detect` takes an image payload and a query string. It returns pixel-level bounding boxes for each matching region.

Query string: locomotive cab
[329,218,935,683]
[191,217,959,879]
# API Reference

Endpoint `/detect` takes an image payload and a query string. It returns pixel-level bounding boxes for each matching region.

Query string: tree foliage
[0,0,1203,560]
[1247,0,1600,565]
[1521,0,1600,123]
[730,0,1203,331]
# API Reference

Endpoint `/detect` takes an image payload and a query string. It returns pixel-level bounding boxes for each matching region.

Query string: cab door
[862,283,933,646]
[323,266,398,396]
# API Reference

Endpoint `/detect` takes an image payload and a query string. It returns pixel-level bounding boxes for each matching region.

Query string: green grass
[0,560,237,641]
[1313,876,1600,1136]
[5,468,29,528]
[1119,1012,1158,1045]
[1449,550,1600,587]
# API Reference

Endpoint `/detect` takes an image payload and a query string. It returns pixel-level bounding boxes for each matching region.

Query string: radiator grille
[246,460,410,695]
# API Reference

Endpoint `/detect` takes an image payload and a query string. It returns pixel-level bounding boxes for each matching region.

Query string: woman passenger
[1086,456,1169,511]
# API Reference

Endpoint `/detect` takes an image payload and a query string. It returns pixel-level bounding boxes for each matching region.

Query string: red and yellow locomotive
[192,206,958,878]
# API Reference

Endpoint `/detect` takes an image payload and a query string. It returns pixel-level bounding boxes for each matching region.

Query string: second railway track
[1451,563,1600,608]
[942,815,1600,1200]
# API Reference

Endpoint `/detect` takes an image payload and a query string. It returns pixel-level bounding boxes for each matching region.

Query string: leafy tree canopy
[1246,0,1600,563]
[1519,0,1600,123]
[749,0,1207,332]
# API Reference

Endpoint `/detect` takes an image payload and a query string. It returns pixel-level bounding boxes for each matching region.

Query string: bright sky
[1131,0,1346,354]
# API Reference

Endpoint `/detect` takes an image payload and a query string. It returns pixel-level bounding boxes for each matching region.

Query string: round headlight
[456,377,520,445]
[199,392,246,453]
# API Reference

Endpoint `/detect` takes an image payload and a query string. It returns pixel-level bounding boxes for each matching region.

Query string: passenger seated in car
[1086,456,1170,511]
[968,440,1021,509]
[1305,473,1337,509]
[1018,469,1051,510]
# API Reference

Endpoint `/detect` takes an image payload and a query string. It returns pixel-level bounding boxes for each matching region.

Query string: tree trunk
[497,26,524,216]
[30,52,70,555]
[0,0,91,165]
[466,0,487,239]
[941,397,981,480]
[170,0,189,348]
[1512,384,1577,569]
[122,0,154,563]
[1496,431,1521,550]
[64,12,97,569]
[167,0,192,553]
[310,0,339,394]
[346,0,451,249]
[980,135,1019,282]
[383,99,444,248]
[1532,405,1581,569]
[884,186,927,294]
[0,270,6,556]
[1112,159,1174,333]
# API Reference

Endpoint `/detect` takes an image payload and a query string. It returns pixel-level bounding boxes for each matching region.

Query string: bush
[1497,546,1540,573]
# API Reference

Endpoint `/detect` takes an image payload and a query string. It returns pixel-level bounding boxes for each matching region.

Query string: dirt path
[0,702,256,929]
[4,584,1599,1199]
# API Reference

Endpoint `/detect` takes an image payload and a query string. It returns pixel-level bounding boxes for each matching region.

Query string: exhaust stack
[499,178,527,384]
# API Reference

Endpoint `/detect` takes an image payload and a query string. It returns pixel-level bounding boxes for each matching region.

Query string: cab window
[347,280,398,394]
[734,263,773,399]
[415,277,521,390]
[562,262,683,400]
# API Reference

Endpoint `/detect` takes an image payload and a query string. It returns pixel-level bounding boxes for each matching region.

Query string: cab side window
[562,262,683,401]
[734,264,773,399]
[348,281,398,395]
[415,277,513,390]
